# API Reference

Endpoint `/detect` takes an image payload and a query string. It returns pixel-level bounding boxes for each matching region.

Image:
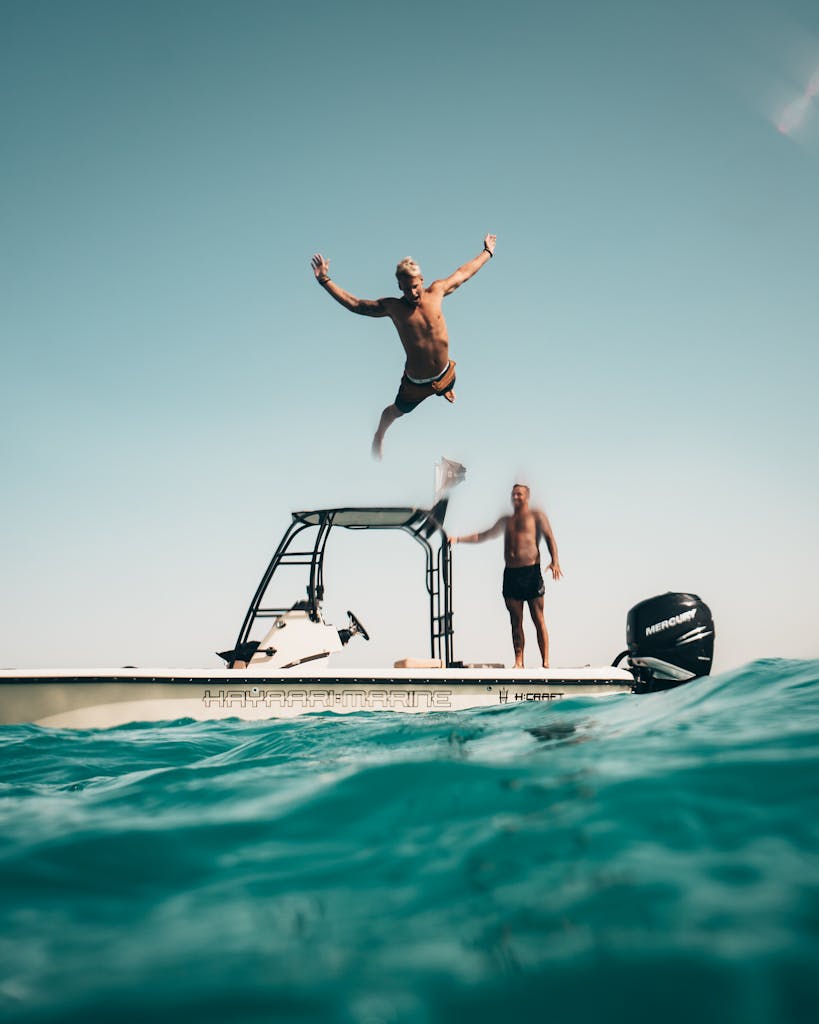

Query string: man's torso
[504,510,542,568]
[386,287,449,378]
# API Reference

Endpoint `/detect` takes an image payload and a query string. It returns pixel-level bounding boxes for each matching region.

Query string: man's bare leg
[372,404,404,460]
[505,597,525,668]
[528,595,550,668]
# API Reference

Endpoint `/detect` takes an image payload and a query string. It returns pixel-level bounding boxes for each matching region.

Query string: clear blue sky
[2,0,817,673]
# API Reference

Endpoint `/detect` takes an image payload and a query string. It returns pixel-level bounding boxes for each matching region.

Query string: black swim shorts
[394,360,457,414]
[502,563,546,601]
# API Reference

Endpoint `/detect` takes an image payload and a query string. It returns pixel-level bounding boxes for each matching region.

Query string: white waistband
[406,363,449,385]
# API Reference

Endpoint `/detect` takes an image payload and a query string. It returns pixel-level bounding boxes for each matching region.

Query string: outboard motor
[626,592,714,693]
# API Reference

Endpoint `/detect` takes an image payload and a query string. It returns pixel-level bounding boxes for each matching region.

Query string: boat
[0,502,715,729]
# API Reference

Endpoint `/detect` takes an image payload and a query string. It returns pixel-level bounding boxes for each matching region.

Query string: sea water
[1,659,818,1024]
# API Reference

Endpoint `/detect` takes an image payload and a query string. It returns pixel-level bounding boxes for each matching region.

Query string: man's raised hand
[483,234,497,257]
[311,253,330,280]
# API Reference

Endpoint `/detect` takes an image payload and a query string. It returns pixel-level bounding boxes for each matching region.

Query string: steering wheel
[347,610,370,641]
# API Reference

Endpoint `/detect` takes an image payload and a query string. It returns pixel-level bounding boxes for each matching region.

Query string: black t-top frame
[232,502,455,666]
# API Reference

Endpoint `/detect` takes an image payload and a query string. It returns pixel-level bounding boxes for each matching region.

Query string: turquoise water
[1,660,818,1023]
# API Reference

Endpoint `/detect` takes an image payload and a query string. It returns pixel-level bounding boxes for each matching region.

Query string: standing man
[451,484,563,668]
[310,234,496,458]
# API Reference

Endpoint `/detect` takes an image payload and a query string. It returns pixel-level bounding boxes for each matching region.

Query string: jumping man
[310,234,496,458]
[451,484,563,668]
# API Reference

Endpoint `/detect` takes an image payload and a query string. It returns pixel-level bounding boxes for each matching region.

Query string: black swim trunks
[394,360,457,414]
[502,563,545,601]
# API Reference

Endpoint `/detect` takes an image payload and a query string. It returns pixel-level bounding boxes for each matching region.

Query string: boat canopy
[292,507,431,530]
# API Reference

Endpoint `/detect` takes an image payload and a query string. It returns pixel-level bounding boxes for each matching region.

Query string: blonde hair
[395,257,422,280]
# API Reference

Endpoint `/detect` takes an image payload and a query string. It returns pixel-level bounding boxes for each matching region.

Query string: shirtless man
[310,234,496,458]
[451,484,563,668]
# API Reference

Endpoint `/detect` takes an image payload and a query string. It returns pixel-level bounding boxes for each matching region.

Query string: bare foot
[371,434,383,461]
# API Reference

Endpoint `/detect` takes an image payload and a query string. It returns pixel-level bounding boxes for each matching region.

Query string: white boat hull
[0,666,635,730]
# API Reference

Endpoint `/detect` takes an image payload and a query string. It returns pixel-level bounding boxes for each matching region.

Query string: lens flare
[777,63,819,134]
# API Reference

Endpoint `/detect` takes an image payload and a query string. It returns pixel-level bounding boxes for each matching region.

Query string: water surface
[1,659,818,1022]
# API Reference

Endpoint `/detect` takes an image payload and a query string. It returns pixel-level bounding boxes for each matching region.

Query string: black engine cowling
[626,592,714,693]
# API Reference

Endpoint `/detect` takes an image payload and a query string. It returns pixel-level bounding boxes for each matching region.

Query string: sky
[2,0,818,675]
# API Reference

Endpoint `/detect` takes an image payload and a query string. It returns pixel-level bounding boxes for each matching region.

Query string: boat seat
[393,658,443,669]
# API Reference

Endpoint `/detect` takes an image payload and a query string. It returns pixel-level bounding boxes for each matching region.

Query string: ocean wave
[1,660,818,1022]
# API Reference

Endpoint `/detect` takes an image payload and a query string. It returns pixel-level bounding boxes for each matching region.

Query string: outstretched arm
[450,515,506,545]
[436,234,497,296]
[537,510,563,580]
[310,253,391,317]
